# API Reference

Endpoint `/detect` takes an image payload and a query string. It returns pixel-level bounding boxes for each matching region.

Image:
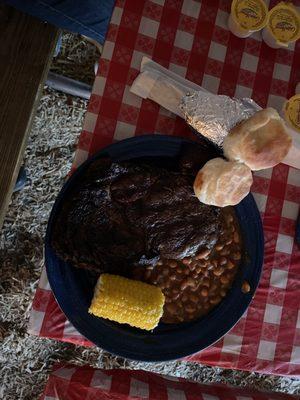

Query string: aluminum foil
[180,91,261,148]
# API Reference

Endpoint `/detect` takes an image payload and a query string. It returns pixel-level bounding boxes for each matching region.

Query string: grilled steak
[52,154,221,275]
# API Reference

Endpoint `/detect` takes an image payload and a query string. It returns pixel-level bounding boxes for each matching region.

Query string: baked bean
[215,243,224,251]
[226,260,235,270]
[201,263,208,272]
[189,263,196,271]
[232,251,241,261]
[166,280,172,289]
[157,260,163,266]
[190,294,198,303]
[210,296,221,305]
[186,304,196,313]
[201,288,209,297]
[169,274,177,281]
[187,277,196,287]
[213,267,224,277]
[192,271,199,281]
[220,248,230,256]
[210,283,218,291]
[220,289,227,297]
[169,260,177,268]
[190,283,200,292]
[226,238,233,245]
[184,269,190,276]
[233,231,240,244]
[162,268,169,276]
[220,257,227,266]
[196,248,210,259]
[202,278,210,287]
[176,266,183,274]
[220,275,230,285]
[165,303,177,314]
[207,263,214,271]
[182,258,191,266]
[203,269,209,278]
[180,280,189,291]
[195,265,202,274]
[189,260,197,268]
[182,294,188,302]
[242,280,251,293]
[220,233,227,241]
[172,293,180,301]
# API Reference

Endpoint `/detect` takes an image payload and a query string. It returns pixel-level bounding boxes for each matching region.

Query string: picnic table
[0,5,58,229]
[29,0,300,378]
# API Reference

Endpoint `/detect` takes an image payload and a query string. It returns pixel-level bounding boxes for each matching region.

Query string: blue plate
[45,135,264,362]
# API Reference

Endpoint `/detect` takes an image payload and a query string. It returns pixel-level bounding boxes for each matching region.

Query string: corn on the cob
[88,274,165,331]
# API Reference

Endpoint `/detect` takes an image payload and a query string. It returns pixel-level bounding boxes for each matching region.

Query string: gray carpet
[0,34,299,400]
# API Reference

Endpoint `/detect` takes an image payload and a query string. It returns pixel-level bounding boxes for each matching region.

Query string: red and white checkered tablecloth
[41,364,298,400]
[29,0,300,376]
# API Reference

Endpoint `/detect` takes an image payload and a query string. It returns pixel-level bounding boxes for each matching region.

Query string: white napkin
[130,56,300,170]
[130,57,203,117]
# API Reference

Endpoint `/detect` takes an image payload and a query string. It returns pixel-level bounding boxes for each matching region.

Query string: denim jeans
[4,0,115,44]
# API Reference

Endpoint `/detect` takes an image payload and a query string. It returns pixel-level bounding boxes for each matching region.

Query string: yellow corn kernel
[88,274,165,331]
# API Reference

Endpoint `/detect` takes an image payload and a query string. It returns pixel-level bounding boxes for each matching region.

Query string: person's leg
[14,166,26,193]
[4,0,115,44]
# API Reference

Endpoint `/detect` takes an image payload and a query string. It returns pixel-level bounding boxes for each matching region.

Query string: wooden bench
[0,5,58,229]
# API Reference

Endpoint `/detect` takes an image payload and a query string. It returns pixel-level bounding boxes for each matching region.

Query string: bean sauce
[132,207,242,324]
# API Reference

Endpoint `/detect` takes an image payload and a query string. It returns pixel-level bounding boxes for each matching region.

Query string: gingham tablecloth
[41,364,298,400]
[29,0,300,376]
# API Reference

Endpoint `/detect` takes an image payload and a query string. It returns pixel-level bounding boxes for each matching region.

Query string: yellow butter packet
[284,94,300,133]
[231,0,268,32]
[267,2,300,45]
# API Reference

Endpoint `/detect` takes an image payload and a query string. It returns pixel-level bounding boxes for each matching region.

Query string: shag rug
[0,33,299,400]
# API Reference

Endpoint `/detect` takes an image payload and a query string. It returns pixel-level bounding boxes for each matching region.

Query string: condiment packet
[228,0,268,38]
[262,2,300,49]
[284,94,300,133]
[130,56,300,169]
[282,94,300,169]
